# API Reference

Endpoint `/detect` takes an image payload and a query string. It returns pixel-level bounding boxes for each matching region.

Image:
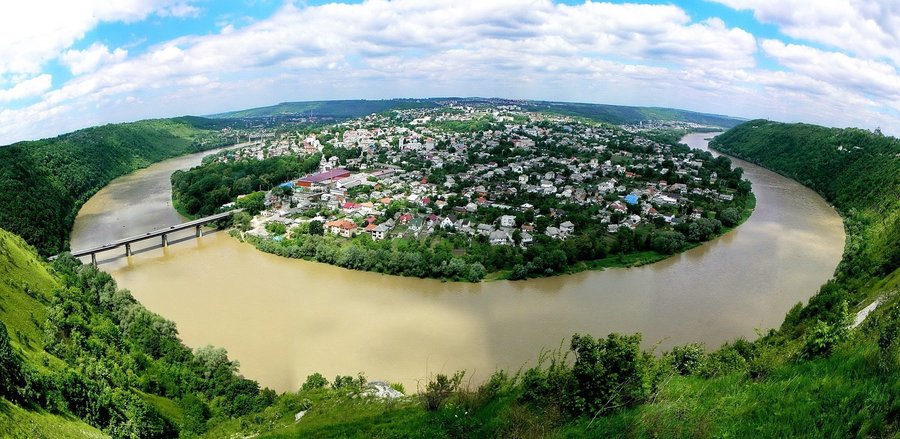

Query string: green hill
[0,117,232,256]
[209,98,441,119]
[0,227,278,437]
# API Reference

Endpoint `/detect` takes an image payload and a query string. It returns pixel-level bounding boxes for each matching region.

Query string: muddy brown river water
[70,133,845,392]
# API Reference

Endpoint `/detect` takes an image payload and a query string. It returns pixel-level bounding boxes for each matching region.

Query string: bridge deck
[68,210,240,258]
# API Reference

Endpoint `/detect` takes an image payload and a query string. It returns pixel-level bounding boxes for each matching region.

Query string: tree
[0,322,23,401]
[308,220,324,236]
[235,191,266,215]
[719,207,740,227]
[301,373,329,391]
[231,212,252,231]
[651,230,685,254]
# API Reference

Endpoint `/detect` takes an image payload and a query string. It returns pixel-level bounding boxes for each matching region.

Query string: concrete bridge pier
[162,234,168,247]
[125,243,132,257]
[195,225,203,238]
[91,253,97,266]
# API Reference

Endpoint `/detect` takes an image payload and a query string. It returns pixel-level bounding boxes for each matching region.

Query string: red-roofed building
[297,168,351,188]
[325,219,358,238]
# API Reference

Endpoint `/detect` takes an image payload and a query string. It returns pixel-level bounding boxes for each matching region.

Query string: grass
[137,390,185,428]
[0,398,106,439]
[0,230,64,372]
[571,338,898,438]
[199,322,897,439]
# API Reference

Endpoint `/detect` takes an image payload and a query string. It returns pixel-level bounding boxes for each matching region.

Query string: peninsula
[172,102,753,281]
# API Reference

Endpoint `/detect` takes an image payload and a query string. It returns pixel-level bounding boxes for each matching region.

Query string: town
[176,103,752,280]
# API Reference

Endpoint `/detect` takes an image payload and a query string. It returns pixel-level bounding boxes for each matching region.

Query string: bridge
[64,210,241,265]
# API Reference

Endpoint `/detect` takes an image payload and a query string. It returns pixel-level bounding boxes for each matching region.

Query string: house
[520,231,534,246]
[372,224,390,240]
[408,217,423,232]
[325,219,357,238]
[398,213,413,224]
[500,215,517,228]
[489,230,510,246]
[559,221,575,235]
[545,226,561,239]
[477,223,494,236]
[440,215,457,229]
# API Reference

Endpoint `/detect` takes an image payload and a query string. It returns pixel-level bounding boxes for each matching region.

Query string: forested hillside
[0,118,231,256]
[0,228,275,437]
[712,120,900,313]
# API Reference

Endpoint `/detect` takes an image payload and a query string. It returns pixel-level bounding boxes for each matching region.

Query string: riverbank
[72,131,842,394]
[241,192,757,282]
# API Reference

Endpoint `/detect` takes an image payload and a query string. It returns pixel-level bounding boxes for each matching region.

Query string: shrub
[420,371,465,411]
[569,333,647,416]
[670,343,706,375]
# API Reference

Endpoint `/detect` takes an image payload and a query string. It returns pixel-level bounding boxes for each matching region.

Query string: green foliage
[568,333,647,416]
[301,373,329,391]
[0,118,228,255]
[307,220,324,236]
[265,222,287,236]
[420,371,465,411]
[519,333,647,419]
[172,154,320,217]
[235,192,266,216]
[650,230,685,255]
[0,322,24,402]
[0,242,277,436]
[718,207,740,227]
[669,343,706,376]
[211,98,440,119]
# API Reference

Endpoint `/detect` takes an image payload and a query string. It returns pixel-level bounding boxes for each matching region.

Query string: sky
[1,0,900,144]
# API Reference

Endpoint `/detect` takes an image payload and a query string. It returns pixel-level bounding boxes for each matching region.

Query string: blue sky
[2,0,900,144]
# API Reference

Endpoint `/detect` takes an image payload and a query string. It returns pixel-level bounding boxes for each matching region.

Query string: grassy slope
[0,117,227,256]
[0,229,107,438]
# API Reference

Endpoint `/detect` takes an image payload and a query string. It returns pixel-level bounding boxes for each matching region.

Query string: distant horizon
[2,1,899,144]
[206,96,747,121]
[3,95,754,146]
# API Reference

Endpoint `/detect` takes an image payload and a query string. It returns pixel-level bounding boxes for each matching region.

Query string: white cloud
[2,0,900,144]
[61,44,128,75]
[0,0,199,76]
[761,39,900,100]
[713,0,900,65]
[0,75,52,103]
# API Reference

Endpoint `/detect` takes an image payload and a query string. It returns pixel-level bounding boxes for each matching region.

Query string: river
[70,132,845,393]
